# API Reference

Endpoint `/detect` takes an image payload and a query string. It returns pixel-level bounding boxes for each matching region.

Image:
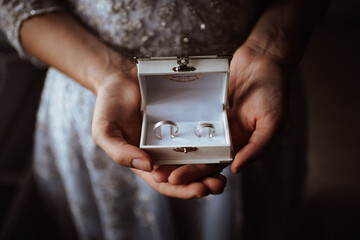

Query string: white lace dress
[0,1,307,239]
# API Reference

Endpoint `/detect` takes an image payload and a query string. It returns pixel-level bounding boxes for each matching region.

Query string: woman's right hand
[91,65,154,172]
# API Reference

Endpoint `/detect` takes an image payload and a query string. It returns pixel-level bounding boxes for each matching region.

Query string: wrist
[242,0,310,70]
[87,49,137,95]
[244,30,300,70]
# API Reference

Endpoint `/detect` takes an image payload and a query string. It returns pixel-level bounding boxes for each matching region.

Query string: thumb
[231,118,277,174]
[92,126,153,172]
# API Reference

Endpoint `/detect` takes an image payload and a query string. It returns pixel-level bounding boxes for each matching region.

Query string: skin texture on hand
[151,45,289,183]
[228,45,288,173]
[134,168,227,199]
[91,68,153,172]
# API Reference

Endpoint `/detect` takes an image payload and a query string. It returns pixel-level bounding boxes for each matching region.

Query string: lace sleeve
[0,0,65,65]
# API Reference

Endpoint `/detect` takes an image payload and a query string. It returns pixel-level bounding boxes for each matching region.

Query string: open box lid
[136,56,230,116]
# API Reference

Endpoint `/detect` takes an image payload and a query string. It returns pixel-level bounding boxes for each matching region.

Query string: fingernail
[132,158,152,172]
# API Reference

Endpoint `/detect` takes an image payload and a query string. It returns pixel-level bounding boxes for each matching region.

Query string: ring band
[194,123,215,138]
[153,120,179,139]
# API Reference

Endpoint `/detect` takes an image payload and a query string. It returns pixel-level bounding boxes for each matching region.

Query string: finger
[133,169,210,199]
[231,119,277,174]
[228,113,254,152]
[201,173,227,195]
[158,182,210,199]
[93,126,153,171]
[153,165,179,183]
[168,164,227,185]
[106,139,153,172]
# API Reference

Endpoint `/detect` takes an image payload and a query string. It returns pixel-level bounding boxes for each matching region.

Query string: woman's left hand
[152,43,289,185]
[228,44,289,173]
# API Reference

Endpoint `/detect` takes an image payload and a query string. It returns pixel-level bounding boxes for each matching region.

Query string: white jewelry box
[136,56,233,165]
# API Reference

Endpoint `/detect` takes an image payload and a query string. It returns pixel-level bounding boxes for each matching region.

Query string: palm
[228,46,288,173]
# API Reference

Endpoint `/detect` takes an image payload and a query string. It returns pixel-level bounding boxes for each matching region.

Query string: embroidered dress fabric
[0,1,306,240]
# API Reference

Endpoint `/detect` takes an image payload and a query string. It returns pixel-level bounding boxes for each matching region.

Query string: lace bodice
[1,0,267,60]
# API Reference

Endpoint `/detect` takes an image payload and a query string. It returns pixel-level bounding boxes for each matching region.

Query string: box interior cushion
[143,73,226,121]
[145,119,228,146]
[141,73,229,146]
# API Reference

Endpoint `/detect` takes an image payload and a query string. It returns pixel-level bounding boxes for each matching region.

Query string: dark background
[0,0,359,239]
[296,0,360,238]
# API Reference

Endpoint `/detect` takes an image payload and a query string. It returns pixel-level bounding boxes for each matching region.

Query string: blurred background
[296,0,360,238]
[0,0,359,239]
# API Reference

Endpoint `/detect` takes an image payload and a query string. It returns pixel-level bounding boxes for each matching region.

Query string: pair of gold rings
[153,120,215,139]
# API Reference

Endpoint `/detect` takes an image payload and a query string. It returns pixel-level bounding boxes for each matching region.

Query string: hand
[228,45,289,174]
[133,166,227,199]
[91,64,153,172]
